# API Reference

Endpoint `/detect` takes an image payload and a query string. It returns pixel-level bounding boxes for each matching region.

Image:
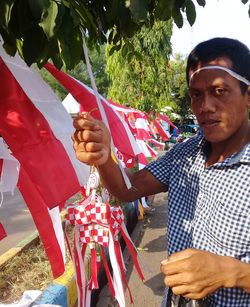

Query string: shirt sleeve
[145,147,175,187]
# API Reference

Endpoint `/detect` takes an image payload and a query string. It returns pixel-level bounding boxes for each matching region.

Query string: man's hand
[72,112,111,166]
[160,249,242,300]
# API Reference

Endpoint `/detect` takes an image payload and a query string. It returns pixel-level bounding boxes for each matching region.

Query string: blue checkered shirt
[145,135,250,306]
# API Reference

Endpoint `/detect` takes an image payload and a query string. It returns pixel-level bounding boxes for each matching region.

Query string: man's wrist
[221,256,250,290]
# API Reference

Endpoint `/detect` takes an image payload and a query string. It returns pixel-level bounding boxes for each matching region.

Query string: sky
[171,0,250,56]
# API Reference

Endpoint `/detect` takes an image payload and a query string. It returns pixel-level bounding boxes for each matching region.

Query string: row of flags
[0,45,177,279]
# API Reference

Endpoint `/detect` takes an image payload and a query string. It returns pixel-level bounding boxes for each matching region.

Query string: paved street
[0,189,35,255]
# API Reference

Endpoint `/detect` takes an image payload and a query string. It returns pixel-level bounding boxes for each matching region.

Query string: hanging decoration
[65,167,144,307]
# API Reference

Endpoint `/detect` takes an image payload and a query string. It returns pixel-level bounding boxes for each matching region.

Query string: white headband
[189,65,250,86]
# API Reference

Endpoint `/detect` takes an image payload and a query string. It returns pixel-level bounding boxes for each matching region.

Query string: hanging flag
[0,48,89,209]
[156,113,179,131]
[0,222,7,241]
[45,63,141,168]
[0,47,90,277]
[133,112,152,141]
[153,119,169,142]
[18,167,66,278]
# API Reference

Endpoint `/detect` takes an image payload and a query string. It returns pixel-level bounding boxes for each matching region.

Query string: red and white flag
[0,47,89,277]
[45,63,141,168]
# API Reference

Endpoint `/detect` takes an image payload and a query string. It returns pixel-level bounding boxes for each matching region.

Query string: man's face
[188,58,250,144]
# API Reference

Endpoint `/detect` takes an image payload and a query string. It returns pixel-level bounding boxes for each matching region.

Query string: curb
[0,231,39,268]
[33,263,77,307]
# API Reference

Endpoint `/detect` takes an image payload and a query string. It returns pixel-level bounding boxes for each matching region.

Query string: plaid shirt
[146,135,250,307]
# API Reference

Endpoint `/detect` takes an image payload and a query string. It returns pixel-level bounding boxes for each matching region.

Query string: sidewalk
[96,192,168,307]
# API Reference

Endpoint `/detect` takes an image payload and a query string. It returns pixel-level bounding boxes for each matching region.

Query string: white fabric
[62,93,80,113]
[48,206,66,263]
[0,290,42,307]
[0,138,20,194]
[108,232,125,307]
[136,140,153,158]
[189,65,250,85]
[135,117,151,132]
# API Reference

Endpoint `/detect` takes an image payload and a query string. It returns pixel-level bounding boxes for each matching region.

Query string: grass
[0,193,79,304]
[0,240,53,303]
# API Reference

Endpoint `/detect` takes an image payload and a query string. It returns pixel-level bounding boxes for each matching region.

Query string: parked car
[177,124,199,134]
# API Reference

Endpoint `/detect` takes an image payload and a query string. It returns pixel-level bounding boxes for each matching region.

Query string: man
[72,37,250,306]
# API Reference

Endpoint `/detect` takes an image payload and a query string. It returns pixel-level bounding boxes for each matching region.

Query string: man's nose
[199,93,216,113]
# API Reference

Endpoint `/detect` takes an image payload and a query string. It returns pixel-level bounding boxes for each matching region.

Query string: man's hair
[186,37,250,93]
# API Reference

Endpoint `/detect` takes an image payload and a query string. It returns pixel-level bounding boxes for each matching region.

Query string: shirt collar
[198,137,250,165]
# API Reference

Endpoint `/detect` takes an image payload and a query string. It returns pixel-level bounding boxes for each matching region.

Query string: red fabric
[138,153,148,166]
[156,113,178,131]
[100,246,115,298]
[0,58,80,209]
[153,119,169,141]
[44,63,136,167]
[18,167,65,278]
[133,113,152,141]
[0,222,7,241]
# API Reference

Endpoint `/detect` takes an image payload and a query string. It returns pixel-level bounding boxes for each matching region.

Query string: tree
[39,44,110,100]
[0,0,212,69]
[168,53,191,121]
[106,20,172,113]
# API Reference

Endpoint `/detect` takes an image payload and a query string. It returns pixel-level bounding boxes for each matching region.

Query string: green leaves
[185,0,196,26]
[196,0,206,7]
[127,0,148,21]
[106,20,172,113]
[3,0,242,69]
[39,1,61,39]
[0,0,15,26]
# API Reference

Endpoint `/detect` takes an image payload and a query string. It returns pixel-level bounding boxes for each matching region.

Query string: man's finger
[73,113,100,130]
[76,142,104,153]
[168,249,195,262]
[73,129,103,143]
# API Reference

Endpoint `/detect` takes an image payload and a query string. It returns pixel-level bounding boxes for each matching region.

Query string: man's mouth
[201,119,221,128]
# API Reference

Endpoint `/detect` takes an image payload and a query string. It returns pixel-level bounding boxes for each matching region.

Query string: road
[0,189,35,255]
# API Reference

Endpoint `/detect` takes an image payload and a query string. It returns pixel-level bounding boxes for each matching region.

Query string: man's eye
[189,91,201,99]
[214,88,226,96]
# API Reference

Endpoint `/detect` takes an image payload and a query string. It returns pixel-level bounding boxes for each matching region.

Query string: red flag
[0,49,89,277]
[133,113,152,141]
[156,113,178,131]
[44,63,140,168]
[153,119,169,142]
[0,58,81,209]
[0,222,7,241]
[18,167,65,277]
